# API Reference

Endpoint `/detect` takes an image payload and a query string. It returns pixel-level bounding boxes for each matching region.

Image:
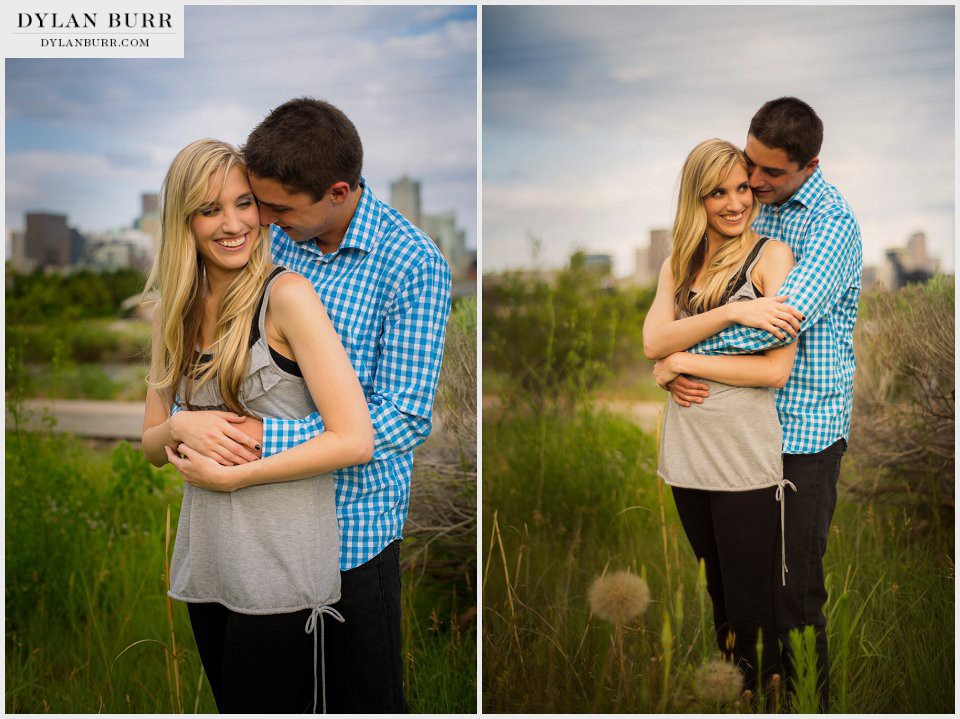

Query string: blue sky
[6,5,477,247]
[483,5,954,275]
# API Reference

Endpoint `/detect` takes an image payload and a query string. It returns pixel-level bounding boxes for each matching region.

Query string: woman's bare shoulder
[269,271,322,306]
[759,238,794,264]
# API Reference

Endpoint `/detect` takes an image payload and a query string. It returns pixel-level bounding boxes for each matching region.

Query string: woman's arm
[653,242,800,388]
[143,388,177,467]
[642,255,803,360]
[167,274,374,491]
[142,310,179,467]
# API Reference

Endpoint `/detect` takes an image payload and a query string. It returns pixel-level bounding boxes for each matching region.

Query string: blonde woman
[141,139,372,713]
[642,139,803,696]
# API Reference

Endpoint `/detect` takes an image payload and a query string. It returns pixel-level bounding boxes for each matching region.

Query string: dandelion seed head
[588,570,650,624]
[694,659,744,706]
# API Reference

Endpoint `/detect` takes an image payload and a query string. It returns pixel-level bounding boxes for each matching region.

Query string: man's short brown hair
[749,97,823,167]
[243,97,363,201]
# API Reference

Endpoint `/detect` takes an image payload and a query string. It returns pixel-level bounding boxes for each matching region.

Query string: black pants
[673,437,846,711]
[777,437,846,712]
[672,484,784,694]
[187,539,407,714]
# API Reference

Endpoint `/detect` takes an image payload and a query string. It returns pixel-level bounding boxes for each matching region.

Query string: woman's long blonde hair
[671,139,759,315]
[144,139,270,415]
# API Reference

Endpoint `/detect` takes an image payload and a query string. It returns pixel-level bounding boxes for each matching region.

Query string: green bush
[7,320,148,366]
[408,295,477,581]
[849,275,954,528]
[483,252,653,407]
[5,268,146,323]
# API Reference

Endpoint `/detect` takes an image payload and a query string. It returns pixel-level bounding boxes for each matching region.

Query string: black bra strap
[719,237,770,305]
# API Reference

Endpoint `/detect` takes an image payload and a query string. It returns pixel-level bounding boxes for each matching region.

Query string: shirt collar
[337,178,381,254]
[781,166,826,210]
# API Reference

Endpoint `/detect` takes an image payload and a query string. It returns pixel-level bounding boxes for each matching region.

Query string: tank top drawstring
[775,477,798,586]
[304,604,346,713]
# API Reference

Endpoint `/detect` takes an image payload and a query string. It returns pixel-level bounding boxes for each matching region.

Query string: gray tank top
[658,238,784,491]
[168,268,340,614]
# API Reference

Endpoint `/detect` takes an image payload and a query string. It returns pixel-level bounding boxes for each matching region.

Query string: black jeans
[777,437,847,712]
[187,603,317,713]
[323,539,408,713]
[672,484,784,694]
[187,539,407,714]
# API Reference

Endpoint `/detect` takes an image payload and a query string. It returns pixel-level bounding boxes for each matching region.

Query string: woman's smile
[212,232,249,250]
[719,212,744,225]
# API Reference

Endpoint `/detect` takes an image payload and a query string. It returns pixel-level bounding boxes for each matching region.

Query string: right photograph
[482,4,954,715]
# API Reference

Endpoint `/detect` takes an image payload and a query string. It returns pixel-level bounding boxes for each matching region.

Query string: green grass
[5,426,474,713]
[5,428,201,713]
[482,407,954,713]
[403,574,476,713]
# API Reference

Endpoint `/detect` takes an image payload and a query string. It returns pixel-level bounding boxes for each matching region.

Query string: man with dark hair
[244,97,364,200]
[171,97,452,712]
[666,97,862,711]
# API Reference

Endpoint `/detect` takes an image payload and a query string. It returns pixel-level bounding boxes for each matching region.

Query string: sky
[483,5,955,276]
[6,5,477,248]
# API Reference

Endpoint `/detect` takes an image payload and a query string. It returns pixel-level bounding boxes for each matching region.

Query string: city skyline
[8,166,474,280]
[484,5,954,276]
[6,5,477,248]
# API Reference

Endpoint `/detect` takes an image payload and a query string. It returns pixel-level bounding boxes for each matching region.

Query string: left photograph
[5,5,477,714]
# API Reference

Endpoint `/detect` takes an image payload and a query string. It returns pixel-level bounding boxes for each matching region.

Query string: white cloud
[483,5,954,275]
[6,6,477,248]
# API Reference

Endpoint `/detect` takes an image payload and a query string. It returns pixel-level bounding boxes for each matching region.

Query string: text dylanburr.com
[4,3,184,58]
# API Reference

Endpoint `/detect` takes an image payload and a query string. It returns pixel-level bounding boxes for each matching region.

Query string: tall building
[69,228,87,265]
[864,231,941,292]
[25,212,71,268]
[421,210,467,275]
[622,228,672,287]
[390,176,422,228]
[648,228,671,276]
[9,230,33,273]
[141,192,160,217]
[389,175,472,283]
[135,191,162,259]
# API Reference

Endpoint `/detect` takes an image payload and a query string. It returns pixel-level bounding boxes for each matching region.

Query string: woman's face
[191,164,260,276]
[702,162,752,243]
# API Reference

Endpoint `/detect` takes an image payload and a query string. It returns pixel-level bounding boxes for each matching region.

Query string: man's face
[247,172,335,243]
[744,134,818,206]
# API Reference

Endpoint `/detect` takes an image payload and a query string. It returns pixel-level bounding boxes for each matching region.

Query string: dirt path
[9,399,145,440]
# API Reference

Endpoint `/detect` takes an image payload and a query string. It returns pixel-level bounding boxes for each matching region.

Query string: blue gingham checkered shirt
[689,167,862,454]
[264,181,452,570]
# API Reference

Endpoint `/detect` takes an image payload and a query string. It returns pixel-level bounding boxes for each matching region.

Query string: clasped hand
[653,353,683,388]
[730,294,803,340]
[167,409,264,492]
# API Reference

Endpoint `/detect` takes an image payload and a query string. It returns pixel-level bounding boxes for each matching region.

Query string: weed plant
[482,406,954,713]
